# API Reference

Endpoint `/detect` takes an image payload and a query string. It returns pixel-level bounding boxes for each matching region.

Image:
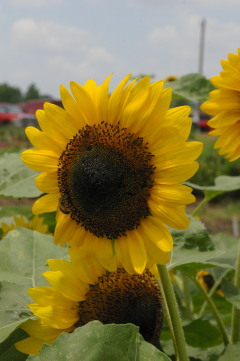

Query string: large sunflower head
[22,75,202,273]
[15,250,163,355]
[201,48,240,161]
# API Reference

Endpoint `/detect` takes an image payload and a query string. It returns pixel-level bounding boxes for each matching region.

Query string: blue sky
[0,0,240,98]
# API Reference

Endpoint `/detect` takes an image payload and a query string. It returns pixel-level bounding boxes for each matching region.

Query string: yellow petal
[43,262,88,302]
[54,212,76,246]
[140,216,173,252]
[35,172,59,193]
[115,236,136,274]
[15,336,44,355]
[21,149,58,172]
[156,162,199,184]
[25,127,63,154]
[20,319,63,341]
[150,184,195,206]
[70,81,99,125]
[32,193,59,214]
[108,74,131,124]
[149,201,190,229]
[29,304,79,329]
[126,231,147,274]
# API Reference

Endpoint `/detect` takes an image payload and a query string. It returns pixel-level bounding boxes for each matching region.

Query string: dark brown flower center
[75,268,163,348]
[58,122,155,239]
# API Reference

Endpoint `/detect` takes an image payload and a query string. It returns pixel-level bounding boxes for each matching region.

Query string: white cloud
[10,0,62,6]
[9,18,123,97]
[184,0,240,9]
[11,18,95,53]
[148,15,201,76]
[147,15,240,79]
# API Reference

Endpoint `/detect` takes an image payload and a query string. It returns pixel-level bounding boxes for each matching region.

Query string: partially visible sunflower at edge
[15,249,163,355]
[21,74,202,274]
[1,215,49,237]
[201,48,240,161]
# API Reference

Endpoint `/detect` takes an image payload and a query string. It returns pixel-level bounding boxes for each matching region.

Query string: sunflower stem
[157,276,178,359]
[231,239,240,343]
[157,264,189,361]
[182,273,193,320]
[198,269,229,318]
[191,276,230,345]
[191,197,209,217]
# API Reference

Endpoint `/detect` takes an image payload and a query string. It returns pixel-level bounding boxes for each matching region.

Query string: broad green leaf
[206,233,238,270]
[218,342,240,361]
[0,228,68,285]
[0,281,34,343]
[164,73,215,102]
[169,217,223,269]
[186,175,240,201]
[183,319,222,348]
[0,229,68,342]
[187,344,224,361]
[161,329,224,360]
[0,324,28,361]
[27,321,171,361]
[221,280,240,309]
[0,153,41,198]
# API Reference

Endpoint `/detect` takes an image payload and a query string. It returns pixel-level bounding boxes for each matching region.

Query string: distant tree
[24,83,41,101]
[0,83,22,103]
[24,83,53,101]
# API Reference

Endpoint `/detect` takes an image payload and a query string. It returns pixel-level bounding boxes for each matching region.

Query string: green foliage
[0,153,41,198]
[0,83,22,103]
[0,228,68,342]
[218,342,240,361]
[183,319,222,348]
[169,217,223,270]
[0,328,28,361]
[221,280,240,309]
[27,321,170,361]
[164,73,215,102]
[24,84,41,101]
[187,175,240,202]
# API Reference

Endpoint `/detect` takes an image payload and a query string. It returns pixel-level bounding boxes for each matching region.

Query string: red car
[0,103,37,127]
[197,113,213,132]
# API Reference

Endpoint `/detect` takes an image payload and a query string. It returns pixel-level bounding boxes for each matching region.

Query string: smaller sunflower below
[15,250,163,356]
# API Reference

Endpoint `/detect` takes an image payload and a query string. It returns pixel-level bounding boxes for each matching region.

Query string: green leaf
[169,217,223,270]
[0,153,41,198]
[206,233,238,270]
[221,280,240,309]
[164,73,215,102]
[27,321,171,361]
[186,175,240,201]
[218,342,240,361]
[0,281,34,343]
[0,325,29,361]
[0,228,68,285]
[0,229,68,342]
[183,319,222,348]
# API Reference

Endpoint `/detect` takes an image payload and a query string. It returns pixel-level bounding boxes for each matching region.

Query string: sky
[0,0,240,98]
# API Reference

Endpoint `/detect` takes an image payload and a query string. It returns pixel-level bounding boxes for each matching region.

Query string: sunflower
[197,270,224,298]
[1,215,49,237]
[15,250,163,355]
[21,75,202,273]
[165,75,178,82]
[201,48,240,161]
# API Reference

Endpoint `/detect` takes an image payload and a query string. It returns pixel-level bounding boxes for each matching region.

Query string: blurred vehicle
[0,103,37,127]
[197,113,213,132]
[19,99,62,114]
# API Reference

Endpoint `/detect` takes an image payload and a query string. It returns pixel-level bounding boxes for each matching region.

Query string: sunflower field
[0,50,240,361]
